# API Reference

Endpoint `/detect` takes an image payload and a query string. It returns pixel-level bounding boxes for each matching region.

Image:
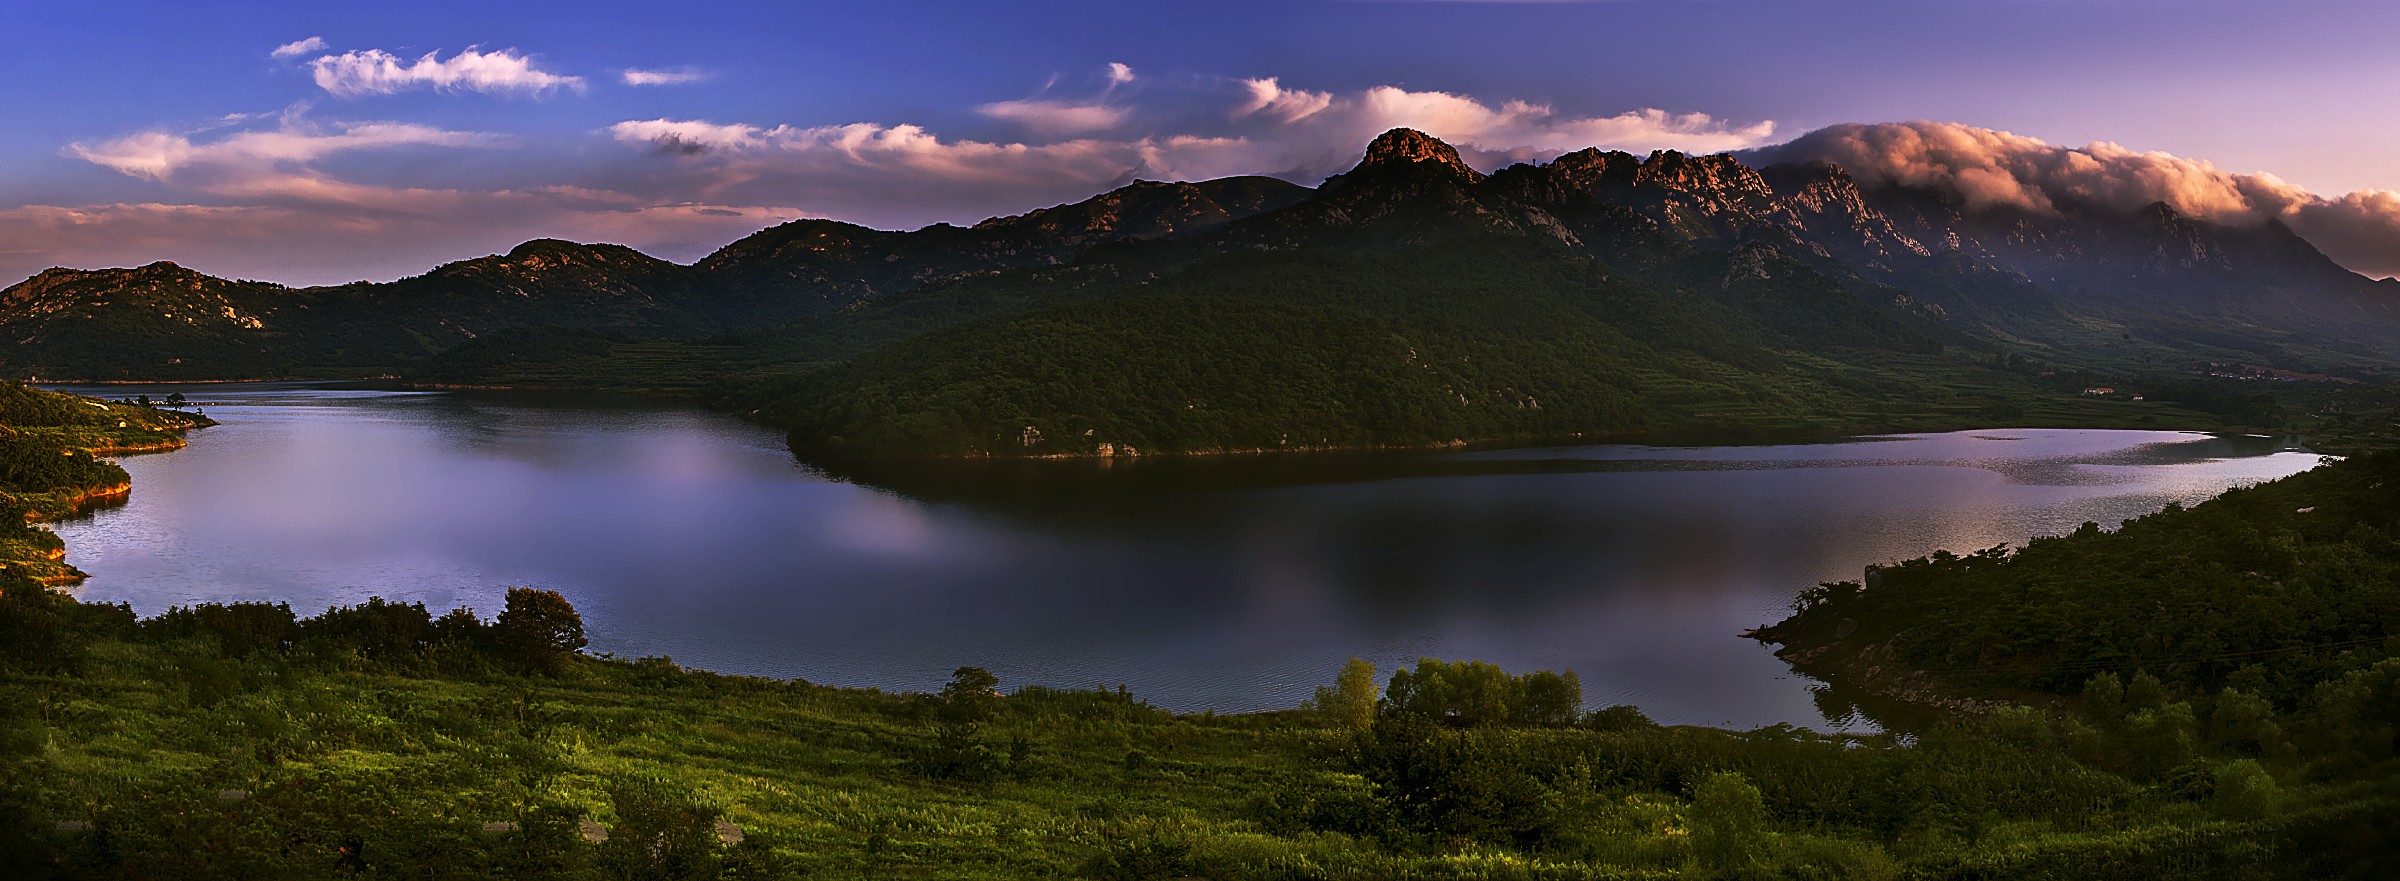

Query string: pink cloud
[1758,120,2400,277]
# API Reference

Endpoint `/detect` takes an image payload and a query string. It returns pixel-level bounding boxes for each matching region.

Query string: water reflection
[46,384,2321,731]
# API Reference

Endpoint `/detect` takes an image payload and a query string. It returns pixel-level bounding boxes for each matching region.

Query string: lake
[46,383,2322,730]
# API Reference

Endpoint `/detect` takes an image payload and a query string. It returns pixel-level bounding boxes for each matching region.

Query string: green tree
[2211,759,2279,820]
[2125,671,2171,713]
[929,666,1002,779]
[1307,657,1379,730]
[492,587,587,675]
[2080,672,2125,724]
[1385,658,1520,727]
[1517,669,1582,726]
[1690,771,1769,876]
[2210,688,2288,757]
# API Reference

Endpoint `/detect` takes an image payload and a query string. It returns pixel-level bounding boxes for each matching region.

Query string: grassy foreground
[0,381,2394,878]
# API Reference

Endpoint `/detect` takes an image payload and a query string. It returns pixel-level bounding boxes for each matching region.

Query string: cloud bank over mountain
[1753,121,2400,278]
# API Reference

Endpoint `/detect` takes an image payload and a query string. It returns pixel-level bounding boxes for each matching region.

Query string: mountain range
[6,128,2393,455]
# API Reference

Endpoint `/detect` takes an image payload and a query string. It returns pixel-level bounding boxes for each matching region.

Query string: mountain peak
[1351,128,1484,184]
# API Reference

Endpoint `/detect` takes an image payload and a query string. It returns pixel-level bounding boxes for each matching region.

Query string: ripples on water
[47,384,2321,730]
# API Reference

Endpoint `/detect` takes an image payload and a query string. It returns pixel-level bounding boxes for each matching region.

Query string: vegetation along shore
[0,380,2390,878]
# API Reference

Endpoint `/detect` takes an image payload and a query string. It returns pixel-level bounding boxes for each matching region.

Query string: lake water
[46,383,2322,730]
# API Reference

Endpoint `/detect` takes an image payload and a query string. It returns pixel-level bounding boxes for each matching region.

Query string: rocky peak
[1544,148,1641,189]
[1346,128,1484,185]
[1632,151,1769,197]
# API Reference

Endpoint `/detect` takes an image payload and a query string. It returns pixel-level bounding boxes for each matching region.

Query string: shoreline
[38,374,2286,462]
[3,393,214,588]
[792,420,2293,463]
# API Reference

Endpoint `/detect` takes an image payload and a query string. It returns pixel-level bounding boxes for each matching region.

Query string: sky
[5,0,2400,286]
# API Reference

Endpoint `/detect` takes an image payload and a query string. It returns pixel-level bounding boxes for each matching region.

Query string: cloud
[622,67,710,87]
[1344,87,1775,159]
[71,113,498,212]
[1235,78,1333,123]
[0,196,803,289]
[270,36,327,59]
[609,120,1135,189]
[975,100,1131,137]
[976,63,1138,137]
[614,76,1776,230]
[2287,190,2400,278]
[310,48,585,97]
[607,118,776,154]
[18,70,1776,286]
[1752,121,2400,277]
[15,108,807,286]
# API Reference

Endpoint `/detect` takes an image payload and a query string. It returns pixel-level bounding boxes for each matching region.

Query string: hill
[1760,449,2400,711]
[3,129,2395,454]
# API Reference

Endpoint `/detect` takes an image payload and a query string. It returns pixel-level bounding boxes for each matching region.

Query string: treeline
[1,584,589,678]
[1245,653,2400,879]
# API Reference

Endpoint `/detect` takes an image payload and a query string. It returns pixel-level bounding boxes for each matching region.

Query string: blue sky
[5,0,2398,285]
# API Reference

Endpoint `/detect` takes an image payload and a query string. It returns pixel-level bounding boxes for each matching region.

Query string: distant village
[2193,362,2362,385]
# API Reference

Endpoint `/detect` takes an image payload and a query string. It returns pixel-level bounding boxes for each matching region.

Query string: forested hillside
[4,130,2393,456]
[1764,450,2400,726]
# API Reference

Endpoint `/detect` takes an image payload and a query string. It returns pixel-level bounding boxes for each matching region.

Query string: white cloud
[1235,78,1333,123]
[1107,62,1136,86]
[310,48,585,97]
[271,36,327,59]
[975,100,1130,137]
[608,119,776,153]
[622,67,710,87]
[1755,121,2400,277]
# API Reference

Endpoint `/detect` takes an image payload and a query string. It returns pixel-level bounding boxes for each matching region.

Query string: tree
[492,588,587,675]
[2125,671,2170,713]
[2080,672,2125,724]
[1385,658,1520,727]
[1689,771,1769,875]
[164,393,187,408]
[2210,688,2288,757]
[928,666,1002,779]
[1517,670,1581,726]
[1307,657,1379,730]
[2212,759,2279,820]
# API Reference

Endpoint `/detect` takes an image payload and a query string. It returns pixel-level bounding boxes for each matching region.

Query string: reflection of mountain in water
[794,430,2307,513]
